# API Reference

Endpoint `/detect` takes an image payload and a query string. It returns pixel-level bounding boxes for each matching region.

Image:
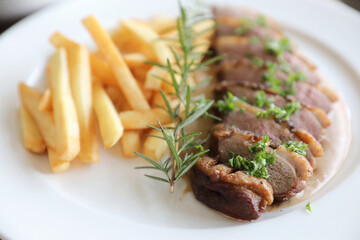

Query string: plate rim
[0,0,360,239]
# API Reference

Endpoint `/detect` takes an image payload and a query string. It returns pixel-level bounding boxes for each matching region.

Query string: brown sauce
[190,70,351,211]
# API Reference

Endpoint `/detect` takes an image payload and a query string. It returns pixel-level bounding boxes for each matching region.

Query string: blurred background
[0,0,359,34]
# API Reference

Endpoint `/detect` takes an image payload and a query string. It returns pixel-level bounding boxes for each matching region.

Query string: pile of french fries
[18,14,213,173]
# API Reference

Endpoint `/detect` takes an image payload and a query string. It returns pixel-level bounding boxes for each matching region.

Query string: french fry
[19,84,69,172]
[130,64,152,82]
[38,88,52,112]
[93,81,123,148]
[90,53,117,87]
[49,48,80,161]
[69,48,99,162]
[143,126,172,161]
[48,148,70,173]
[119,108,172,129]
[160,72,181,94]
[39,65,52,112]
[151,91,165,107]
[50,33,99,163]
[120,130,141,158]
[105,85,131,111]
[137,81,154,102]
[121,20,173,65]
[147,16,176,34]
[123,53,147,68]
[192,38,211,64]
[18,83,56,149]
[192,19,215,39]
[111,25,144,54]
[50,32,77,49]
[144,66,168,90]
[90,53,148,86]
[151,91,176,108]
[143,88,154,102]
[19,105,46,153]
[83,15,150,110]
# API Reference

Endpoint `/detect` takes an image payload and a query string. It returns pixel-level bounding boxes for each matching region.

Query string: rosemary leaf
[135,2,223,192]
[179,99,213,128]
[135,152,167,172]
[176,132,202,143]
[144,175,170,183]
[159,89,175,120]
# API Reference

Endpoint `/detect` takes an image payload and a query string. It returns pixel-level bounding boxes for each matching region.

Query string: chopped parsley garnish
[280,38,292,51]
[235,26,247,35]
[282,140,308,156]
[256,101,301,120]
[306,202,312,212]
[245,54,263,67]
[264,37,292,56]
[250,35,260,45]
[245,52,254,59]
[252,57,264,67]
[235,18,254,35]
[256,15,267,27]
[217,92,244,114]
[279,60,291,73]
[262,61,282,94]
[235,15,268,36]
[255,91,273,108]
[249,135,271,153]
[287,71,306,83]
[228,135,275,179]
[262,61,306,97]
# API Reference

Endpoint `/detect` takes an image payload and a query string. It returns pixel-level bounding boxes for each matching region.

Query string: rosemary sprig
[135,3,224,193]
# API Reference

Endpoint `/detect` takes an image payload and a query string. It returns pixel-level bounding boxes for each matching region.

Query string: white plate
[0,0,360,239]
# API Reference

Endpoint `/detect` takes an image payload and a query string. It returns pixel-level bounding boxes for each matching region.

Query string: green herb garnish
[252,57,264,67]
[306,202,312,212]
[245,52,254,59]
[256,101,301,120]
[235,15,268,36]
[256,15,267,27]
[287,71,306,83]
[136,3,224,193]
[228,153,252,172]
[250,35,260,45]
[255,90,273,108]
[264,37,292,56]
[262,61,282,94]
[262,61,306,97]
[279,60,291,73]
[217,92,244,114]
[229,135,275,179]
[249,135,270,153]
[235,18,254,35]
[282,140,308,156]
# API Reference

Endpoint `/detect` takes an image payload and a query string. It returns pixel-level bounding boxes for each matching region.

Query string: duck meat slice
[213,6,281,32]
[276,145,313,180]
[214,15,282,40]
[190,156,273,220]
[214,36,321,85]
[210,124,312,200]
[216,83,325,140]
[222,110,294,145]
[211,124,313,180]
[267,154,301,201]
[217,61,333,112]
[290,82,332,113]
[221,109,318,167]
